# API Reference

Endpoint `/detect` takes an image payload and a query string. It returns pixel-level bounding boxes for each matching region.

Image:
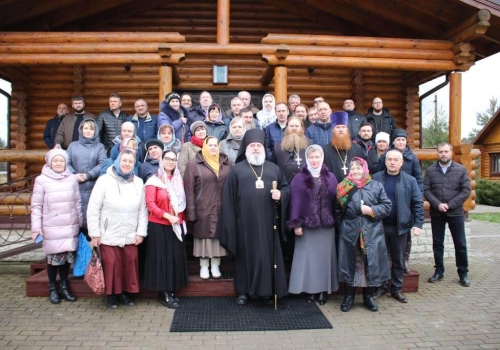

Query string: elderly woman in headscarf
[204,103,228,141]
[158,123,182,154]
[287,145,339,305]
[184,136,231,280]
[177,121,207,176]
[31,149,82,305]
[87,149,148,309]
[256,93,276,129]
[100,137,141,176]
[219,117,246,165]
[158,92,190,143]
[336,157,391,313]
[144,149,189,309]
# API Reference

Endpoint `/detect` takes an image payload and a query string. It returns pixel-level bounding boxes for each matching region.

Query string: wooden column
[449,72,462,146]
[217,0,230,45]
[274,66,287,103]
[159,65,172,102]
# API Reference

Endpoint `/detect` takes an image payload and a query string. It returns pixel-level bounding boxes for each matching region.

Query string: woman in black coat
[336,157,391,312]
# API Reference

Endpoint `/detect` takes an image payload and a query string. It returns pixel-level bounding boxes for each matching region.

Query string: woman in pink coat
[31,149,83,305]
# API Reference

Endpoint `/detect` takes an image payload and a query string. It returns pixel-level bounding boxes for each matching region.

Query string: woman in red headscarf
[336,157,391,313]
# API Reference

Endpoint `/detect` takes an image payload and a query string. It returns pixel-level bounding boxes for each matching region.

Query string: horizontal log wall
[13,0,408,177]
[477,144,500,180]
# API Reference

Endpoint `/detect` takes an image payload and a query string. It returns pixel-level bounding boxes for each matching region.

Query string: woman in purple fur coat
[287,144,340,305]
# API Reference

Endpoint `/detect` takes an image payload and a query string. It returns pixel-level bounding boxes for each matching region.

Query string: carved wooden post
[159,44,173,102]
[449,72,462,147]
[454,144,480,212]
[10,81,28,179]
[217,0,230,45]
[406,86,420,148]
[73,65,85,96]
[351,69,364,113]
[274,66,287,103]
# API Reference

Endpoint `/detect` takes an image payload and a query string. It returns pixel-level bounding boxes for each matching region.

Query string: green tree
[422,106,449,148]
[466,96,498,142]
[0,137,6,148]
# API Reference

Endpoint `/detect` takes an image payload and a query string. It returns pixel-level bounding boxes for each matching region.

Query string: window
[0,78,11,183]
[491,153,500,176]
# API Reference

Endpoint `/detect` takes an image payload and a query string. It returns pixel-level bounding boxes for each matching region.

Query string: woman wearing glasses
[144,150,188,309]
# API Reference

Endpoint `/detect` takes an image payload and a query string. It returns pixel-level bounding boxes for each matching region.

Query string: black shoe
[317,292,327,305]
[363,287,378,312]
[459,275,470,287]
[261,296,274,305]
[59,281,76,302]
[107,295,119,309]
[118,292,135,307]
[428,273,444,283]
[373,288,387,300]
[158,292,179,309]
[341,296,354,312]
[237,294,249,306]
[48,283,60,305]
[391,291,408,303]
[306,294,315,303]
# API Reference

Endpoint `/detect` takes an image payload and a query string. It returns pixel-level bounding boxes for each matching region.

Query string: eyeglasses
[164,157,177,163]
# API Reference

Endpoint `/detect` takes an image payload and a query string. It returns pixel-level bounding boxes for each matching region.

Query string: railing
[0,175,40,259]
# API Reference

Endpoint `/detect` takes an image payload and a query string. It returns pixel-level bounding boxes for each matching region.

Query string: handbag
[73,233,92,277]
[84,246,105,295]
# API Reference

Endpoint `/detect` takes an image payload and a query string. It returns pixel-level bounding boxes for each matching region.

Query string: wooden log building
[1,0,500,212]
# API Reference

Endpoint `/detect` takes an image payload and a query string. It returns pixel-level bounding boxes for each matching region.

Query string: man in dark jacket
[372,150,424,303]
[43,103,68,148]
[424,142,471,287]
[127,99,158,146]
[54,96,95,149]
[365,97,397,137]
[95,93,128,154]
[189,90,212,124]
[343,99,367,140]
[352,122,374,158]
[306,101,333,147]
[264,102,288,160]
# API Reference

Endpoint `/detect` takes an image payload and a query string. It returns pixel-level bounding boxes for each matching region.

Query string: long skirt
[288,227,339,294]
[193,237,227,258]
[143,222,188,292]
[100,244,139,295]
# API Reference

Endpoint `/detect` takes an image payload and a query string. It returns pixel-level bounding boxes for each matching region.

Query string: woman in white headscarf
[256,93,276,129]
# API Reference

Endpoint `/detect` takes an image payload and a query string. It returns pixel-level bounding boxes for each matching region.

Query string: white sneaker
[211,265,221,279]
[200,266,210,279]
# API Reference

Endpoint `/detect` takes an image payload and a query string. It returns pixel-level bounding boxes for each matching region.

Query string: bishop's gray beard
[246,149,266,166]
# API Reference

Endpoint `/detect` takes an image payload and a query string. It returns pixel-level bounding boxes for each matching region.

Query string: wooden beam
[261,34,453,50]
[262,55,464,71]
[0,150,46,163]
[159,66,172,103]
[274,66,287,103]
[0,32,186,43]
[260,65,275,86]
[0,53,185,65]
[217,0,230,45]
[275,44,289,59]
[440,9,491,39]
[402,71,446,87]
[449,21,490,44]
[449,72,462,146]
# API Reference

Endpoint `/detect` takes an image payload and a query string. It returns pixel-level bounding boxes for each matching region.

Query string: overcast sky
[1,52,499,144]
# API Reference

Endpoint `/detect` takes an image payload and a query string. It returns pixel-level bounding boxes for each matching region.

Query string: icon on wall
[213,65,228,84]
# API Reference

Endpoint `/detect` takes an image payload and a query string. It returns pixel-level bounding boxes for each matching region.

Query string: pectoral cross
[294,153,302,166]
[342,164,348,175]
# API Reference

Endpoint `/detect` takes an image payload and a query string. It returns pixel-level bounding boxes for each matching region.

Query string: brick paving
[1,219,499,349]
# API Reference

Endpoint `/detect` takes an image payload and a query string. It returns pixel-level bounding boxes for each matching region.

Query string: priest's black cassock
[322,142,364,182]
[215,130,290,298]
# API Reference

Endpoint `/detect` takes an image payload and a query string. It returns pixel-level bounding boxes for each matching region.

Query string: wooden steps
[26,259,419,298]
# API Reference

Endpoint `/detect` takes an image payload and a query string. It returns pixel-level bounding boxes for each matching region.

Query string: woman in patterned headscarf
[336,157,391,313]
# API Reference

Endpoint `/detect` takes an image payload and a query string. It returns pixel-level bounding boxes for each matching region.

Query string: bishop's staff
[272,180,279,310]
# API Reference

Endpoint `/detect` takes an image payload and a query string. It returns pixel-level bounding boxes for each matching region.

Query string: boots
[59,281,77,302]
[404,241,412,273]
[363,287,378,312]
[48,282,61,305]
[158,291,179,309]
[340,284,356,312]
[200,258,210,279]
[210,257,221,279]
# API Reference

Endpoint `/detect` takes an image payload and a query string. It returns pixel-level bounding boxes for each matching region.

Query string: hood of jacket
[78,119,100,146]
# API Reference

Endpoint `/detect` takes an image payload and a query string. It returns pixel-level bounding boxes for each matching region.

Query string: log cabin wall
[15,0,409,177]
[477,145,500,180]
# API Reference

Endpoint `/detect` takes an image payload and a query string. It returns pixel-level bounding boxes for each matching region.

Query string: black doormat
[170,296,332,332]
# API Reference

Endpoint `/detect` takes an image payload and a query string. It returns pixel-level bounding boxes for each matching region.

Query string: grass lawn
[469,213,500,223]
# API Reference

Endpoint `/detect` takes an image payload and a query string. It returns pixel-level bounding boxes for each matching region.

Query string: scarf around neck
[201,136,220,176]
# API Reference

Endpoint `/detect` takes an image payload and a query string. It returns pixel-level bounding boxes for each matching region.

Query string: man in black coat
[43,103,68,148]
[343,99,367,140]
[424,142,471,287]
[365,97,397,137]
[95,93,128,154]
[372,150,424,303]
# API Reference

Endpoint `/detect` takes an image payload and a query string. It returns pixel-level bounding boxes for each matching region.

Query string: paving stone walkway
[0,219,499,349]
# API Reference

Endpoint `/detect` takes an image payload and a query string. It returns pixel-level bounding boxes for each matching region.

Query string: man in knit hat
[322,111,364,182]
[367,131,390,174]
[216,129,290,306]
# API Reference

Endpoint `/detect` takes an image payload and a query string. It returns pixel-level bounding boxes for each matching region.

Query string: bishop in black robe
[216,129,290,300]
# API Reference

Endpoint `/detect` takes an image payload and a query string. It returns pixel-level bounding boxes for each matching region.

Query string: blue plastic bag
[73,233,92,277]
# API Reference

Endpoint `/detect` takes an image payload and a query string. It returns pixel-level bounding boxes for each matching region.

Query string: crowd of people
[34,91,471,311]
